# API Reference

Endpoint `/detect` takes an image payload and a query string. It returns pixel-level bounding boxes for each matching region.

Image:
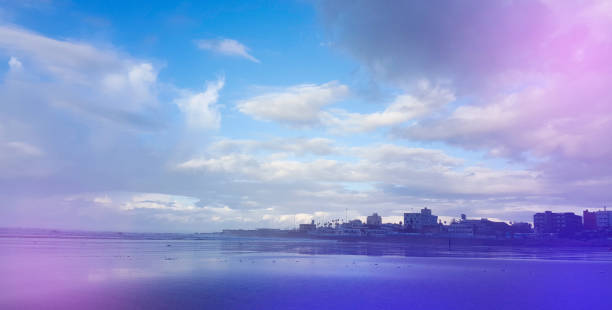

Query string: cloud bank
[317,0,612,204]
[3,0,612,232]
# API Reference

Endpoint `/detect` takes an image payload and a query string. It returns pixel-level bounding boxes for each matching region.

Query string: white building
[404,208,438,231]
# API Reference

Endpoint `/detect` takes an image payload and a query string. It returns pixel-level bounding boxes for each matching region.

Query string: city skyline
[2,0,612,233]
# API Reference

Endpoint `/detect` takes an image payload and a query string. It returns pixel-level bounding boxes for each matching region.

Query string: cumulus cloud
[0,25,161,126]
[237,81,454,132]
[196,38,259,63]
[237,81,349,126]
[0,25,233,230]
[316,0,612,153]
[316,0,612,205]
[400,75,612,161]
[174,77,225,130]
[322,82,455,133]
[0,25,180,188]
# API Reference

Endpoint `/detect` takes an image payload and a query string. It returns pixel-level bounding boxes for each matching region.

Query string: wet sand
[1,236,611,309]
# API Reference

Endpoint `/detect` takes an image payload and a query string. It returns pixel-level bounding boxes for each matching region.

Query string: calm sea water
[1,233,611,309]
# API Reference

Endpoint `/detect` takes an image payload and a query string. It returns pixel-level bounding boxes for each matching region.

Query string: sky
[1,0,612,232]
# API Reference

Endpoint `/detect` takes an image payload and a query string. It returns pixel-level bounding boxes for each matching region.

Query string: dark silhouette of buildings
[299,220,317,232]
[583,210,597,230]
[366,213,382,226]
[534,211,582,235]
[583,208,612,231]
[221,207,611,240]
[510,222,533,234]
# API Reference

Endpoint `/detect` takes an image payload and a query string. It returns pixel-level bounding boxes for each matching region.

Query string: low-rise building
[449,217,511,237]
[448,220,475,236]
[347,219,363,227]
[299,220,317,231]
[510,222,533,233]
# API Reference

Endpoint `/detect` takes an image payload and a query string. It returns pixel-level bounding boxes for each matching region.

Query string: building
[379,223,403,235]
[477,219,511,236]
[583,208,612,230]
[366,213,382,226]
[449,217,511,237]
[533,211,582,235]
[510,222,533,233]
[583,210,597,230]
[448,220,475,236]
[404,208,438,231]
[595,210,612,229]
[340,219,363,228]
[299,220,317,232]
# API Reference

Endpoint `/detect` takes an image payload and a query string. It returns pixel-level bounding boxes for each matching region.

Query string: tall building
[583,208,612,230]
[366,213,382,226]
[404,208,438,231]
[533,211,582,235]
[583,210,597,230]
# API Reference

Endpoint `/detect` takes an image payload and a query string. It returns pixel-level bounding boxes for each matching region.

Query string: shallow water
[1,235,611,309]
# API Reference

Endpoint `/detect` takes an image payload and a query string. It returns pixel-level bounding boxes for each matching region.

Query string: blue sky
[2,0,612,232]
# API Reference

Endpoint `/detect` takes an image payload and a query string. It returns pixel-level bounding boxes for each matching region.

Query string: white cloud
[236,81,349,126]
[176,153,360,182]
[400,92,522,146]
[356,144,462,167]
[237,81,454,133]
[8,56,21,71]
[196,38,259,63]
[399,78,612,162]
[176,143,542,196]
[3,18,605,233]
[93,195,112,205]
[323,83,455,133]
[0,124,53,178]
[209,137,338,156]
[174,77,225,130]
[121,193,200,211]
[5,141,43,156]
[0,25,160,121]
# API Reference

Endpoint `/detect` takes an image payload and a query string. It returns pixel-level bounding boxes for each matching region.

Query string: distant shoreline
[2,227,612,248]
